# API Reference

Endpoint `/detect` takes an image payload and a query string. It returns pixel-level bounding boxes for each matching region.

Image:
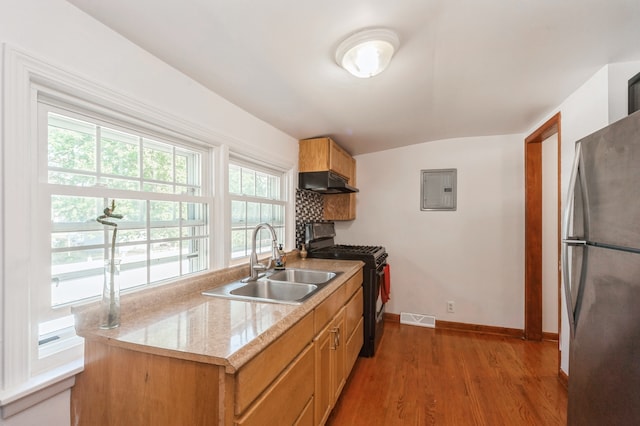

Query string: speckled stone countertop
[73,256,363,373]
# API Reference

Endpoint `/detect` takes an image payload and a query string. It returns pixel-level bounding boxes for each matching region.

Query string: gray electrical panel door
[421,169,457,211]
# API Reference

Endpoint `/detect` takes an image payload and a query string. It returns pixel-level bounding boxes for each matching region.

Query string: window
[36,102,211,371]
[229,161,286,261]
[2,48,295,403]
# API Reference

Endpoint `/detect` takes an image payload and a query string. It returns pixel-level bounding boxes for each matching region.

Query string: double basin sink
[203,268,340,305]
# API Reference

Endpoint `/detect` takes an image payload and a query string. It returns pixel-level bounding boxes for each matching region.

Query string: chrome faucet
[243,222,281,282]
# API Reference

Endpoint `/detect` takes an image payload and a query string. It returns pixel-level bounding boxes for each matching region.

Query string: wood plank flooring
[328,321,567,425]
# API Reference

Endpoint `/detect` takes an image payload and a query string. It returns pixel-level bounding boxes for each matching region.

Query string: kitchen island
[71,257,364,425]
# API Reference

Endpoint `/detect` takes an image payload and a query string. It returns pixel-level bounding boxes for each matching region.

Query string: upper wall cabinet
[299,137,352,179]
[299,137,357,221]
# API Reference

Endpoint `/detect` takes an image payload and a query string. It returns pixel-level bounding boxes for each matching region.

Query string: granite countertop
[73,257,363,373]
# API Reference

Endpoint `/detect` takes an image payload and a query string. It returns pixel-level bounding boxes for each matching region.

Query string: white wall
[608,61,640,123]
[0,0,297,163]
[1,391,70,426]
[0,0,298,423]
[541,134,559,334]
[337,134,525,329]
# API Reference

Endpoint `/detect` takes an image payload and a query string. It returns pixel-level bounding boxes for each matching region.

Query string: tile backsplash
[295,189,323,248]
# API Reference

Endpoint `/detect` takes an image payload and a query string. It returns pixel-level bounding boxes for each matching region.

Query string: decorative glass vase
[100,258,121,329]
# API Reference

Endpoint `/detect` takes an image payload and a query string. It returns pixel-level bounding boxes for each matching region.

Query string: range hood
[298,171,359,194]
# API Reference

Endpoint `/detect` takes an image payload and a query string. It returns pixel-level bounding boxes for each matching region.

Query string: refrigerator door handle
[562,237,586,246]
[562,142,583,336]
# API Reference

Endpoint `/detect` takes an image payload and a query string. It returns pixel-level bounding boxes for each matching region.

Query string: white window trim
[39,102,212,315]
[228,156,291,262]
[219,152,296,267]
[1,43,297,415]
[1,45,223,411]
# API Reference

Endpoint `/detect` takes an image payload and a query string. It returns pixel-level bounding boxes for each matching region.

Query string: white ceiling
[67,0,640,155]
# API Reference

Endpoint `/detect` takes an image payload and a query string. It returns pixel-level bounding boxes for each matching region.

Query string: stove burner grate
[307,244,387,267]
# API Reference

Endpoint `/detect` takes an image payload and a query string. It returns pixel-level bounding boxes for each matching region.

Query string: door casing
[524,112,561,345]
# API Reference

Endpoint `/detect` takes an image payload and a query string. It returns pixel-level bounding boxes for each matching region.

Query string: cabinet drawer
[236,343,315,426]
[346,317,364,375]
[293,396,314,426]
[235,313,314,414]
[345,286,363,338]
[314,285,345,334]
[344,268,363,300]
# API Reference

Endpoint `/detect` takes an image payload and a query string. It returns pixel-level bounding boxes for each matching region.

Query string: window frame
[1,49,222,393]
[228,157,288,264]
[1,45,296,410]
[33,96,214,374]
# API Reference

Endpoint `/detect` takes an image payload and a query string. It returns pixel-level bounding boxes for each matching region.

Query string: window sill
[0,359,83,419]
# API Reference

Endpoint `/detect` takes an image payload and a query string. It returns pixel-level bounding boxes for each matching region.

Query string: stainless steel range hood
[298,171,359,194]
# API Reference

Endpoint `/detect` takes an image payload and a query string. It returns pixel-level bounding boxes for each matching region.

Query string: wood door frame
[524,112,561,342]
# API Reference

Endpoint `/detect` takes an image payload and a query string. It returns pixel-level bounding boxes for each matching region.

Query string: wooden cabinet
[314,307,346,425]
[299,137,352,179]
[345,287,364,374]
[72,313,316,426]
[313,268,363,425]
[234,313,315,424]
[299,137,357,221]
[71,340,223,426]
[71,267,364,426]
[323,156,356,221]
[236,343,315,426]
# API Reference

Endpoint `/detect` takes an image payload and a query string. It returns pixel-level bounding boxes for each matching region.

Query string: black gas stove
[308,244,387,267]
[304,222,388,357]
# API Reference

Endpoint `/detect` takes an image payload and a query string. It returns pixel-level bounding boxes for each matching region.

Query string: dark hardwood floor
[328,321,567,425]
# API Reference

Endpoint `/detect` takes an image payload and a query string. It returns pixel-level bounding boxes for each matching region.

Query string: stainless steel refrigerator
[562,111,640,425]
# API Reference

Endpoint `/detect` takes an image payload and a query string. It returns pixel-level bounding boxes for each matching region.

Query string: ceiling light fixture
[335,28,399,78]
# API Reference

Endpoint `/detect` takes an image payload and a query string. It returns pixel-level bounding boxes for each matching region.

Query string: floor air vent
[400,312,436,328]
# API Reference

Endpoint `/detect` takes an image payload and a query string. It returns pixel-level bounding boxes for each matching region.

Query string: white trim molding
[0,360,82,419]
[3,42,36,390]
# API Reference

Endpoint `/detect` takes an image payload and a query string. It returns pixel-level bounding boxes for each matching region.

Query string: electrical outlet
[447,301,455,313]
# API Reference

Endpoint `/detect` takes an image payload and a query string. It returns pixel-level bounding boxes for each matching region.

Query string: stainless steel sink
[231,280,317,301]
[202,268,340,304]
[267,268,336,284]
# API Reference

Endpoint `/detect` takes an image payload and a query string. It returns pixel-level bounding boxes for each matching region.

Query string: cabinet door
[299,137,353,180]
[345,317,364,375]
[323,193,355,221]
[332,309,347,402]
[314,322,334,425]
[299,138,331,172]
[314,307,347,426]
[327,141,352,179]
[323,157,356,221]
[345,286,363,338]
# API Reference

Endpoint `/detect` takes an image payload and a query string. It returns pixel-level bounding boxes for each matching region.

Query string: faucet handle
[253,263,268,271]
